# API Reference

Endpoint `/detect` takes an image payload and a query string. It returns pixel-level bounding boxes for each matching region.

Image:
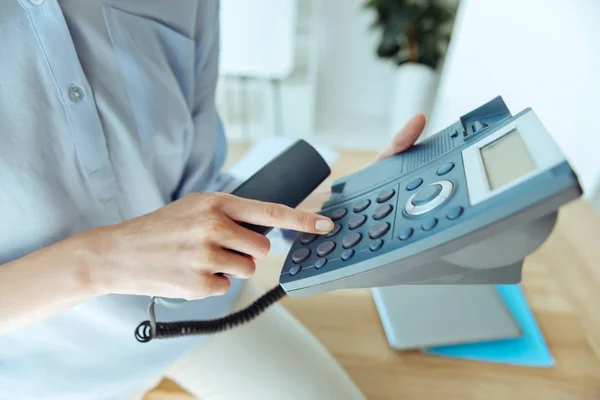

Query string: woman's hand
[299,114,427,212]
[82,193,334,300]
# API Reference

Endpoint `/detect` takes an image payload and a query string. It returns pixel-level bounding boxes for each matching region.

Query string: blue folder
[425,284,555,367]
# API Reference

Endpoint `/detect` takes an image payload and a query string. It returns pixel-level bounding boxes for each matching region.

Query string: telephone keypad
[282,153,469,281]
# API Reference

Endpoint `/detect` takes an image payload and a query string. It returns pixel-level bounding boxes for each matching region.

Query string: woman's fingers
[220,196,334,234]
[214,217,271,259]
[204,245,257,279]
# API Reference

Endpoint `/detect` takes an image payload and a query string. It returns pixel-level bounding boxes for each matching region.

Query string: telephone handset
[135,97,582,342]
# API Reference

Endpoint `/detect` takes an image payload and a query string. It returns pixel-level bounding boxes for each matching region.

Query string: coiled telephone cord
[135,284,286,343]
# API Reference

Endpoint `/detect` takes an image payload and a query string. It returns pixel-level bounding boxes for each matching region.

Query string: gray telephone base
[371,210,558,350]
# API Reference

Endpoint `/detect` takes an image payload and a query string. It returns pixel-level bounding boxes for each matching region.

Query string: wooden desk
[149,144,600,399]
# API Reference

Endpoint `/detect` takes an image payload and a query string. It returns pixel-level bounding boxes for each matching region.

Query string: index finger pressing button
[325,224,342,238]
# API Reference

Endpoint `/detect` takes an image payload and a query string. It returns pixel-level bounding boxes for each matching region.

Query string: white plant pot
[389,62,439,135]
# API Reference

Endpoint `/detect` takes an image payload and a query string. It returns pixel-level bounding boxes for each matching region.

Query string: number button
[369,222,390,239]
[317,241,336,257]
[325,224,342,238]
[348,215,367,230]
[300,233,317,245]
[373,204,393,220]
[376,189,395,203]
[342,232,362,249]
[292,248,311,264]
[329,208,347,221]
[352,199,371,213]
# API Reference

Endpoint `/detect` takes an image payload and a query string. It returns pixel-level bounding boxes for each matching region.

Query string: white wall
[315,0,392,121]
[427,0,600,205]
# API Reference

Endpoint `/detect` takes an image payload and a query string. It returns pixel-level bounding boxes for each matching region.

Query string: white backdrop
[219,0,298,79]
[426,0,600,206]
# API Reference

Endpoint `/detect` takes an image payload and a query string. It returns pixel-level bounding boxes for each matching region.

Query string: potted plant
[364,0,457,134]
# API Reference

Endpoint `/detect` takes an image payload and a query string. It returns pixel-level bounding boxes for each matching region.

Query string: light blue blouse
[0,1,244,399]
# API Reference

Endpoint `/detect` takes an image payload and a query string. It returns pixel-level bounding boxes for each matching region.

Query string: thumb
[373,113,426,163]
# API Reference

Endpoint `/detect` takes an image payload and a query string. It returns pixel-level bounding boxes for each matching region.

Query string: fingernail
[316,218,334,232]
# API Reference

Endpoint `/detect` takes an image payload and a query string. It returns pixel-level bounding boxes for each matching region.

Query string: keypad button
[300,233,317,245]
[352,199,371,213]
[329,208,347,221]
[289,265,302,276]
[446,206,464,220]
[406,178,423,191]
[348,214,367,230]
[325,224,342,238]
[411,184,443,206]
[317,241,336,257]
[437,162,455,176]
[342,232,362,249]
[422,218,438,231]
[373,204,393,220]
[292,248,311,264]
[376,189,395,203]
[369,222,390,239]
[341,249,355,261]
[314,258,327,269]
[369,239,384,251]
[398,227,414,240]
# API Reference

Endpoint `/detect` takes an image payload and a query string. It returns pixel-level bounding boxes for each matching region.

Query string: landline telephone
[135,96,582,343]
